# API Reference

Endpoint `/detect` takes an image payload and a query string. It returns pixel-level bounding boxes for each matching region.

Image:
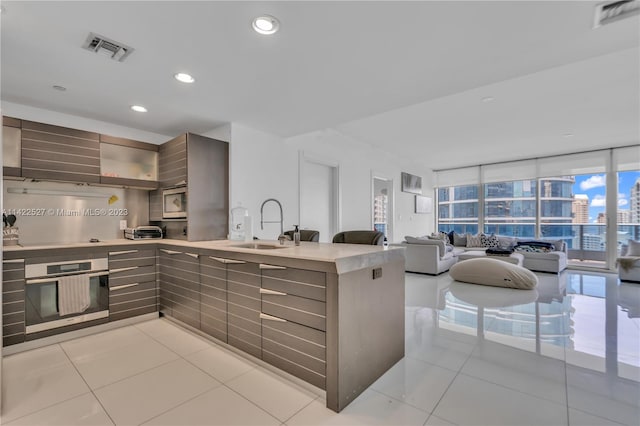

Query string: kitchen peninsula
[3,239,405,412]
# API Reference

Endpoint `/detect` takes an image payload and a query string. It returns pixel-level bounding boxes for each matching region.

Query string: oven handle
[26,271,109,285]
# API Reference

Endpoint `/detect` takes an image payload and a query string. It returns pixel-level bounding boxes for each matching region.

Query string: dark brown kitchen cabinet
[158,134,187,187]
[108,247,158,322]
[259,263,327,389]
[3,116,22,177]
[2,258,25,347]
[158,247,200,329]
[226,260,262,359]
[21,120,101,183]
[99,134,159,189]
[149,133,229,242]
[199,255,231,343]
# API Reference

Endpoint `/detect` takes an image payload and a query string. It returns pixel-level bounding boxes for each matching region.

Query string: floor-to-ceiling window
[437,184,479,234]
[618,170,640,253]
[434,146,639,271]
[484,179,537,238]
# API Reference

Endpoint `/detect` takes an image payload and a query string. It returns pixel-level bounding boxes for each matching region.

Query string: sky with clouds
[574,171,640,222]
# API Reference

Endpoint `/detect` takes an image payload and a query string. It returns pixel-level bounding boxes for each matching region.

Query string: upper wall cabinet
[2,116,22,177]
[99,134,159,190]
[158,134,187,187]
[21,120,101,183]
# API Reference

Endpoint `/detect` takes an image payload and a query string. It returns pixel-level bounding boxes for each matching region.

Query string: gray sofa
[391,237,463,275]
[455,236,568,273]
[618,241,640,282]
[394,235,568,275]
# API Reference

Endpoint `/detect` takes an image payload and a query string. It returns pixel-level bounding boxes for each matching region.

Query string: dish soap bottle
[293,225,301,246]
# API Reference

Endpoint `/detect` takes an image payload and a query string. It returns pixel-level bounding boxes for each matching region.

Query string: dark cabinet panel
[108,247,158,322]
[259,263,327,389]
[158,248,200,329]
[226,261,261,358]
[199,255,228,342]
[2,259,25,346]
[21,121,100,183]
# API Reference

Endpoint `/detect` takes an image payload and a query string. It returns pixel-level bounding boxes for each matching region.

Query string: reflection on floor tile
[2,270,639,426]
[286,390,429,426]
[568,408,626,426]
[370,357,457,412]
[433,374,568,426]
[566,364,640,426]
[462,340,567,404]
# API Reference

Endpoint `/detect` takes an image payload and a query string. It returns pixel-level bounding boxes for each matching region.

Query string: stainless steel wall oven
[25,258,109,334]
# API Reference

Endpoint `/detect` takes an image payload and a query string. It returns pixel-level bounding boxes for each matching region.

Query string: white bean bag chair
[450,257,538,290]
[449,282,539,307]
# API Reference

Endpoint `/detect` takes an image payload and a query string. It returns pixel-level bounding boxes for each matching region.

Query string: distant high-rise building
[618,209,631,224]
[631,178,640,223]
[572,194,589,224]
[597,212,606,224]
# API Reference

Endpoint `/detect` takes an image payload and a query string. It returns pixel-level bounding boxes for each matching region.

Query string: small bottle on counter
[293,225,301,246]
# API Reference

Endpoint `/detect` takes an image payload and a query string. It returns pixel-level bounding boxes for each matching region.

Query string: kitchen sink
[232,243,288,250]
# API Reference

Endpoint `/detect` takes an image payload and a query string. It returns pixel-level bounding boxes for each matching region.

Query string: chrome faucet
[260,198,284,237]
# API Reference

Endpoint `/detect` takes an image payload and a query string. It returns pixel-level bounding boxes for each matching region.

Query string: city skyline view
[574,171,640,224]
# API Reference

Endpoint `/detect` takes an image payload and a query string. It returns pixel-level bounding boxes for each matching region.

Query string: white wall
[285,129,433,242]
[226,123,298,240]
[2,102,171,144]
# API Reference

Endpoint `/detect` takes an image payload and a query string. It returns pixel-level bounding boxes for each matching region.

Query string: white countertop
[3,239,405,274]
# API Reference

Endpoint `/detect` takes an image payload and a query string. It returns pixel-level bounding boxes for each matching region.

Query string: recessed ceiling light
[252,15,280,35]
[0,6,6,14]
[481,96,495,103]
[52,85,67,91]
[174,72,195,83]
[563,133,574,138]
[130,105,147,113]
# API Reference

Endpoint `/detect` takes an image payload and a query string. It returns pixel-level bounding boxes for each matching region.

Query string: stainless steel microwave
[162,186,187,219]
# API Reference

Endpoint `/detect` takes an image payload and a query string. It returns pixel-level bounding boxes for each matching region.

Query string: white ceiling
[1,1,639,170]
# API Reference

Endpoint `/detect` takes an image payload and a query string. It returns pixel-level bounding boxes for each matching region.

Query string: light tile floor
[2,270,639,425]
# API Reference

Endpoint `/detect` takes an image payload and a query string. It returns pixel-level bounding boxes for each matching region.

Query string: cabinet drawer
[109,280,157,299]
[159,266,199,293]
[110,264,156,280]
[262,317,325,362]
[3,300,25,315]
[261,275,326,302]
[109,293,157,314]
[262,349,326,390]
[109,305,157,322]
[109,249,156,269]
[261,293,326,331]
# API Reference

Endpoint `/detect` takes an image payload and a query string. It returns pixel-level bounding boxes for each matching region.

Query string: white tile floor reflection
[2,270,639,425]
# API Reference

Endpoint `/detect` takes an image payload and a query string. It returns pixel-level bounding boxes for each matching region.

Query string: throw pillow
[628,239,640,256]
[466,234,483,248]
[547,240,565,252]
[481,233,500,248]
[453,232,468,247]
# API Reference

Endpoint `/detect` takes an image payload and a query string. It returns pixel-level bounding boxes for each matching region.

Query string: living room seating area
[394,232,569,275]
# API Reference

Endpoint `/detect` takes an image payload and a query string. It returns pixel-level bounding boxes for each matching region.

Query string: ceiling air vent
[593,0,640,28]
[82,33,134,62]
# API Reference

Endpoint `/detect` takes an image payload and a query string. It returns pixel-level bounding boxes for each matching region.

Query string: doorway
[299,153,340,243]
[372,174,394,243]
